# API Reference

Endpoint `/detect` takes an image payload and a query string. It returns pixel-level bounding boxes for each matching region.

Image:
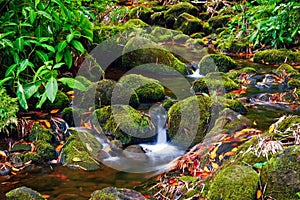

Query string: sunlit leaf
[17,82,28,110]
[58,77,86,91]
[71,40,85,53]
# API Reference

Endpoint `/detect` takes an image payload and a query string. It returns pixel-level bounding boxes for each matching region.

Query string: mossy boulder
[128,6,154,24]
[42,91,70,111]
[253,49,300,65]
[207,15,231,31]
[122,36,187,74]
[75,75,93,88]
[35,140,56,161]
[95,79,116,106]
[150,12,166,26]
[288,78,300,88]
[167,95,211,147]
[0,87,18,134]
[29,123,53,143]
[90,187,145,200]
[22,152,41,164]
[62,107,85,127]
[275,63,297,74]
[173,33,190,43]
[162,98,175,110]
[124,19,149,29]
[92,105,155,145]
[239,67,257,74]
[150,26,176,42]
[6,186,45,200]
[61,130,102,171]
[198,54,238,75]
[207,165,259,200]
[118,74,165,103]
[204,72,240,92]
[174,13,203,35]
[226,99,247,114]
[261,145,300,200]
[191,78,209,94]
[164,2,199,28]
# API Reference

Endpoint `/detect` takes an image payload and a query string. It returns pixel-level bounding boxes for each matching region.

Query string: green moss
[90,187,145,200]
[6,186,45,200]
[173,33,190,43]
[122,36,187,74]
[150,26,176,42]
[207,15,231,31]
[207,165,259,200]
[129,6,154,24]
[92,105,155,145]
[35,140,56,161]
[152,6,169,12]
[253,49,300,65]
[118,74,165,103]
[167,95,211,147]
[22,152,41,164]
[62,107,85,127]
[191,78,209,94]
[150,12,166,26]
[123,19,149,28]
[198,54,238,75]
[190,32,205,39]
[226,99,247,114]
[239,67,257,74]
[273,115,300,139]
[42,91,70,111]
[95,79,116,106]
[0,87,18,135]
[29,123,53,143]
[174,13,203,35]
[164,2,199,28]
[90,190,115,200]
[75,75,93,88]
[288,79,300,88]
[93,25,127,44]
[61,130,102,171]
[203,22,212,35]
[162,98,175,110]
[10,143,32,152]
[204,72,240,92]
[275,63,297,74]
[261,146,300,200]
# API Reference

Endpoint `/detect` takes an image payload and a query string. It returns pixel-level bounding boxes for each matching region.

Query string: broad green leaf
[55,51,64,62]
[82,29,93,42]
[14,37,24,51]
[33,65,48,81]
[53,0,70,18]
[53,63,64,69]
[66,33,75,43]
[37,11,53,21]
[35,0,41,8]
[71,40,85,53]
[56,40,67,52]
[58,77,86,91]
[36,92,47,108]
[0,77,13,86]
[45,76,58,103]
[0,39,14,49]
[36,50,49,62]
[17,82,28,110]
[64,49,72,68]
[29,9,36,24]
[11,51,20,63]
[0,31,15,39]
[41,44,55,52]
[38,37,52,43]
[253,162,267,169]
[5,64,18,77]
[17,59,29,75]
[35,25,43,37]
[20,22,32,27]
[23,81,42,99]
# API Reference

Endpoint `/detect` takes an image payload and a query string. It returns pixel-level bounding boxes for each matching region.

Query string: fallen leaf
[50,109,60,114]
[256,189,262,199]
[210,146,218,159]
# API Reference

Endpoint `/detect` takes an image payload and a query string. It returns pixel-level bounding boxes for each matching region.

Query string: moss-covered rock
[123,145,148,161]
[22,152,41,164]
[61,130,102,170]
[150,26,176,42]
[0,87,18,135]
[95,79,116,106]
[128,6,154,24]
[239,67,257,74]
[173,33,190,43]
[288,78,300,88]
[275,63,297,74]
[207,165,259,200]
[35,140,56,161]
[122,36,187,74]
[90,187,145,200]
[6,186,45,200]
[207,15,231,31]
[261,145,300,200]
[204,72,240,92]
[42,91,70,111]
[29,123,53,143]
[150,12,166,26]
[226,99,247,114]
[164,2,199,28]
[191,78,209,94]
[123,19,149,29]
[10,143,32,152]
[118,74,165,103]
[167,95,211,147]
[162,98,175,110]
[92,105,155,145]
[62,107,85,127]
[75,75,93,88]
[198,54,238,75]
[253,49,300,65]
[174,13,203,35]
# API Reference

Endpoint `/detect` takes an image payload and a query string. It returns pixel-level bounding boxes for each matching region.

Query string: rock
[261,145,300,200]
[198,54,238,75]
[42,91,70,111]
[92,105,155,145]
[110,140,123,152]
[128,6,154,24]
[288,78,300,88]
[10,143,32,152]
[164,2,199,28]
[122,36,187,74]
[239,67,257,74]
[174,13,203,35]
[162,98,175,110]
[95,79,116,106]
[191,78,209,94]
[90,187,145,200]
[150,12,166,26]
[118,74,165,103]
[35,140,56,161]
[123,19,149,28]
[62,107,85,127]
[275,63,297,74]
[207,165,259,200]
[6,186,45,200]
[204,72,240,92]
[21,152,41,164]
[253,49,300,65]
[150,26,179,42]
[29,123,53,143]
[207,15,231,31]
[61,130,102,171]
[226,99,247,114]
[167,95,211,147]
[123,145,148,161]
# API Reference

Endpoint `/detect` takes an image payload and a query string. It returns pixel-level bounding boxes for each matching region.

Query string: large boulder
[42,91,70,111]
[174,13,203,35]
[207,165,259,200]
[167,95,211,147]
[128,6,154,24]
[90,187,145,200]
[118,74,165,103]
[6,186,45,200]
[261,145,300,200]
[122,36,187,75]
[253,49,300,65]
[164,2,199,28]
[92,105,155,145]
[207,15,231,31]
[198,54,238,75]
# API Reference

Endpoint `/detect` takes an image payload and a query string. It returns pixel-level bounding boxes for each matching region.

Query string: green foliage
[0,87,18,135]
[0,0,98,109]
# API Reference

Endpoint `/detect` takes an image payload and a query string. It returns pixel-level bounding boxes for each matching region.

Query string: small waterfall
[187,69,204,79]
[149,105,167,144]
